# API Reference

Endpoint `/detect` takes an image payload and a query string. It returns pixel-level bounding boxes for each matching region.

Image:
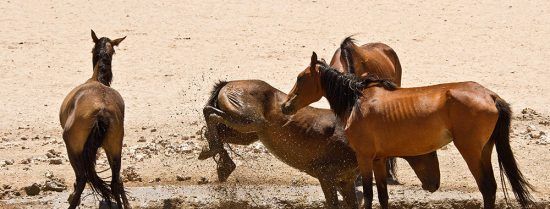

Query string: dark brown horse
[281,52,534,209]
[59,30,129,209]
[199,80,440,209]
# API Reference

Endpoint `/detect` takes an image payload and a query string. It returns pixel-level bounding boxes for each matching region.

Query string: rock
[141,126,147,130]
[526,125,537,133]
[20,158,32,164]
[24,183,41,196]
[122,166,142,182]
[43,180,67,192]
[521,108,537,115]
[197,177,209,185]
[529,131,545,139]
[181,136,190,141]
[4,159,14,165]
[176,175,191,181]
[154,177,161,182]
[46,149,62,159]
[150,128,157,133]
[20,137,28,140]
[2,185,11,190]
[44,171,54,179]
[138,136,146,142]
[49,158,63,165]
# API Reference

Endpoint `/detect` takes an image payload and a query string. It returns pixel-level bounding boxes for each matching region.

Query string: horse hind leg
[454,139,496,209]
[67,152,86,209]
[102,128,130,209]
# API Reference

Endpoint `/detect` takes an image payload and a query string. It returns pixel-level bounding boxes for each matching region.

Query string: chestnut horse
[198,80,440,209]
[281,52,534,209]
[329,37,401,85]
[329,37,440,183]
[59,30,129,209]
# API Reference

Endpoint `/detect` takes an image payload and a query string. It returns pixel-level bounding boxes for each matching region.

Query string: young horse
[281,52,534,209]
[59,30,129,209]
[199,80,440,209]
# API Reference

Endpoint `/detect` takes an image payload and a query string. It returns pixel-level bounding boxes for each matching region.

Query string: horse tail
[340,36,357,75]
[206,80,228,108]
[82,111,114,203]
[492,97,534,208]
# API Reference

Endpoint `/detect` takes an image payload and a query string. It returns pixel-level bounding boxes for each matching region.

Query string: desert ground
[1,0,550,208]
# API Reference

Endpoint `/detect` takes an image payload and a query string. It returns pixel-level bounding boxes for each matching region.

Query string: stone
[24,183,41,196]
[43,180,67,192]
[138,136,146,142]
[197,177,209,185]
[176,175,191,181]
[49,158,63,165]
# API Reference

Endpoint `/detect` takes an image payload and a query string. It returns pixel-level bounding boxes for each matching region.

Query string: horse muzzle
[281,102,296,115]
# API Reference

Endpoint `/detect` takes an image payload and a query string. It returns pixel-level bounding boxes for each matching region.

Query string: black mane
[340,36,356,74]
[92,37,114,86]
[318,62,396,118]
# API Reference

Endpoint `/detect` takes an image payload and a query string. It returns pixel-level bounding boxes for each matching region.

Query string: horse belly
[374,122,452,157]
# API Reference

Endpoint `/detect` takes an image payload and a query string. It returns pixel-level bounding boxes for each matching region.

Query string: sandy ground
[1,0,550,208]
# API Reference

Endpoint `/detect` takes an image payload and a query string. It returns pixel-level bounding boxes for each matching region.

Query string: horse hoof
[217,158,236,182]
[198,147,219,160]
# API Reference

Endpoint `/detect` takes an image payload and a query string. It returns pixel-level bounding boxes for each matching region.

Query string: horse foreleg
[319,178,338,209]
[373,158,389,209]
[357,157,374,209]
[338,178,360,209]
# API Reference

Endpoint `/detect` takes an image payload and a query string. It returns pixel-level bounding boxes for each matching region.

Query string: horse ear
[111,36,126,46]
[310,51,318,73]
[91,30,99,43]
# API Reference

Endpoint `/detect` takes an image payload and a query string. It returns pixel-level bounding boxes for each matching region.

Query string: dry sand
[1,0,549,208]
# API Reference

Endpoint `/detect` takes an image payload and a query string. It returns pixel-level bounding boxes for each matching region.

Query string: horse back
[351,82,498,156]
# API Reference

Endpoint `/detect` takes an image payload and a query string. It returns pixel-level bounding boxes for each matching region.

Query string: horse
[59,30,129,209]
[198,80,440,209]
[329,37,440,184]
[281,52,534,209]
[329,37,401,86]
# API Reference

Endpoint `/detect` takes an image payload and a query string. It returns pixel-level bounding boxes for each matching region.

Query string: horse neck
[90,58,112,86]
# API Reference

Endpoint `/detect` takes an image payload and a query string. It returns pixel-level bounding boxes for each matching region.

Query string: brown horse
[198,80,440,209]
[59,30,129,209]
[329,37,439,183]
[329,37,401,86]
[281,52,534,209]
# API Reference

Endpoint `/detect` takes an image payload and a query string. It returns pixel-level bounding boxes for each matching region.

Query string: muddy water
[2,185,549,209]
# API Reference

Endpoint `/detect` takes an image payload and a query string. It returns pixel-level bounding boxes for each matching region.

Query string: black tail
[82,114,114,203]
[340,36,357,75]
[493,97,534,208]
[206,80,228,108]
